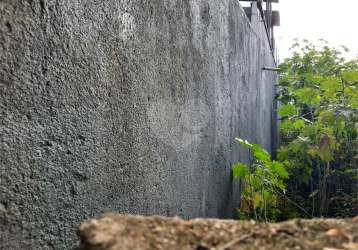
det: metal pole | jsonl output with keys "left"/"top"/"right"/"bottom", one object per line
{"left": 262, "top": 67, "right": 280, "bottom": 71}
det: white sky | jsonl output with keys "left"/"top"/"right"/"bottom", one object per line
{"left": 274, "top": 0, "right": 358, "bottom": 61}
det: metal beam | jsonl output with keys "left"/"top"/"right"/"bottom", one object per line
{"left": 271, "top": 11, "right": 280, "bottom": 26}
{"left": 243, "top": 7, "right": 252, "bottom": 20}
{"left": 243, "top": 9, "right": 280, "bottom": 27}
{"left": 263, "top": 67, "right": 280, "bottom": 71}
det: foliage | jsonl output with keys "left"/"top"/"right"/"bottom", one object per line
{"left": 277, "top": 40, "right": 358, "bottom": 219}
{"left": 232, "top": 138, "right": 288, "bottom": 221}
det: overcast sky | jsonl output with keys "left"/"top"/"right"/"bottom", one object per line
{"left": 274, "top": 0, "right": 358, "bottom": 61}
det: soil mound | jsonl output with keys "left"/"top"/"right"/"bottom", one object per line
{"left": 78, "top": 214, "right": 358, "bottom": 250}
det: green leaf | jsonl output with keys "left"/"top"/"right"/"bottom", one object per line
{"left": 345, "top": 86, "right": 358, "bottom": 108}
{"left": 318, "top": 111, "right": 335, "bottom": 125}
{"left": 293, "top": 119, "right": 305, "bottom": 129}
{"left": 316, "top": 135, "right": 335, "bottom": 162}
{"left": 294, "top": 88, "right": 321, "bottom": 106}
{"left": 271, "top": 161, "right": 289, "bottom": 179}
{"left": 252, "top": 144, "right": 271, "bottom": 163}
{"left": 342, "top": 71, "right": 358, "bottom": 82}
{"left": 235, "top": 138, "right": 253, "bottom": 150}
{"left": 263, "top": 190, "right": 270, "bottom": 201}
{"left": 280, "top": 120, "right": 296, "bottom": 133}
{"left": 253, "top": 192, "right": 263, "bottom": 208}
{"left": 278, "top": 104, "right": 297, "bottom": 117}
{"left": 321, "top": 77, "right": 341, "bottom": 100}
{"left": 232, "top": 163, "right": 249, "bottom": 179}
{"left": 274, "top": 180, "right": 286, "bottom": 191}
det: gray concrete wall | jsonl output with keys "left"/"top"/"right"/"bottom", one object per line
{"left": 0, "top": 1, "right": 277, "bottom": 249}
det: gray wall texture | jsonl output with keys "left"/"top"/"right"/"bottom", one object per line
{"left": 0, "top": 0, "right": 277, "bottom": 249}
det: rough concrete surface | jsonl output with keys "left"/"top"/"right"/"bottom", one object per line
{"left": 0, "top": 1, "right": 277, "bottom": 249}
{"left": 78, "top": 214, "right": 358, "bottom": 250}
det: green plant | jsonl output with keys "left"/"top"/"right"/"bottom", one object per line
{"left": 232, "top": 138, "right": 288, "bottom": 221}
{"left": 277, "top": 40, "right": 358, "bottom": 218}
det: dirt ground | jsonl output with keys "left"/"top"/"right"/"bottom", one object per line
{"left": 77, "top": 214, "right": 358, "bottom": 250}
